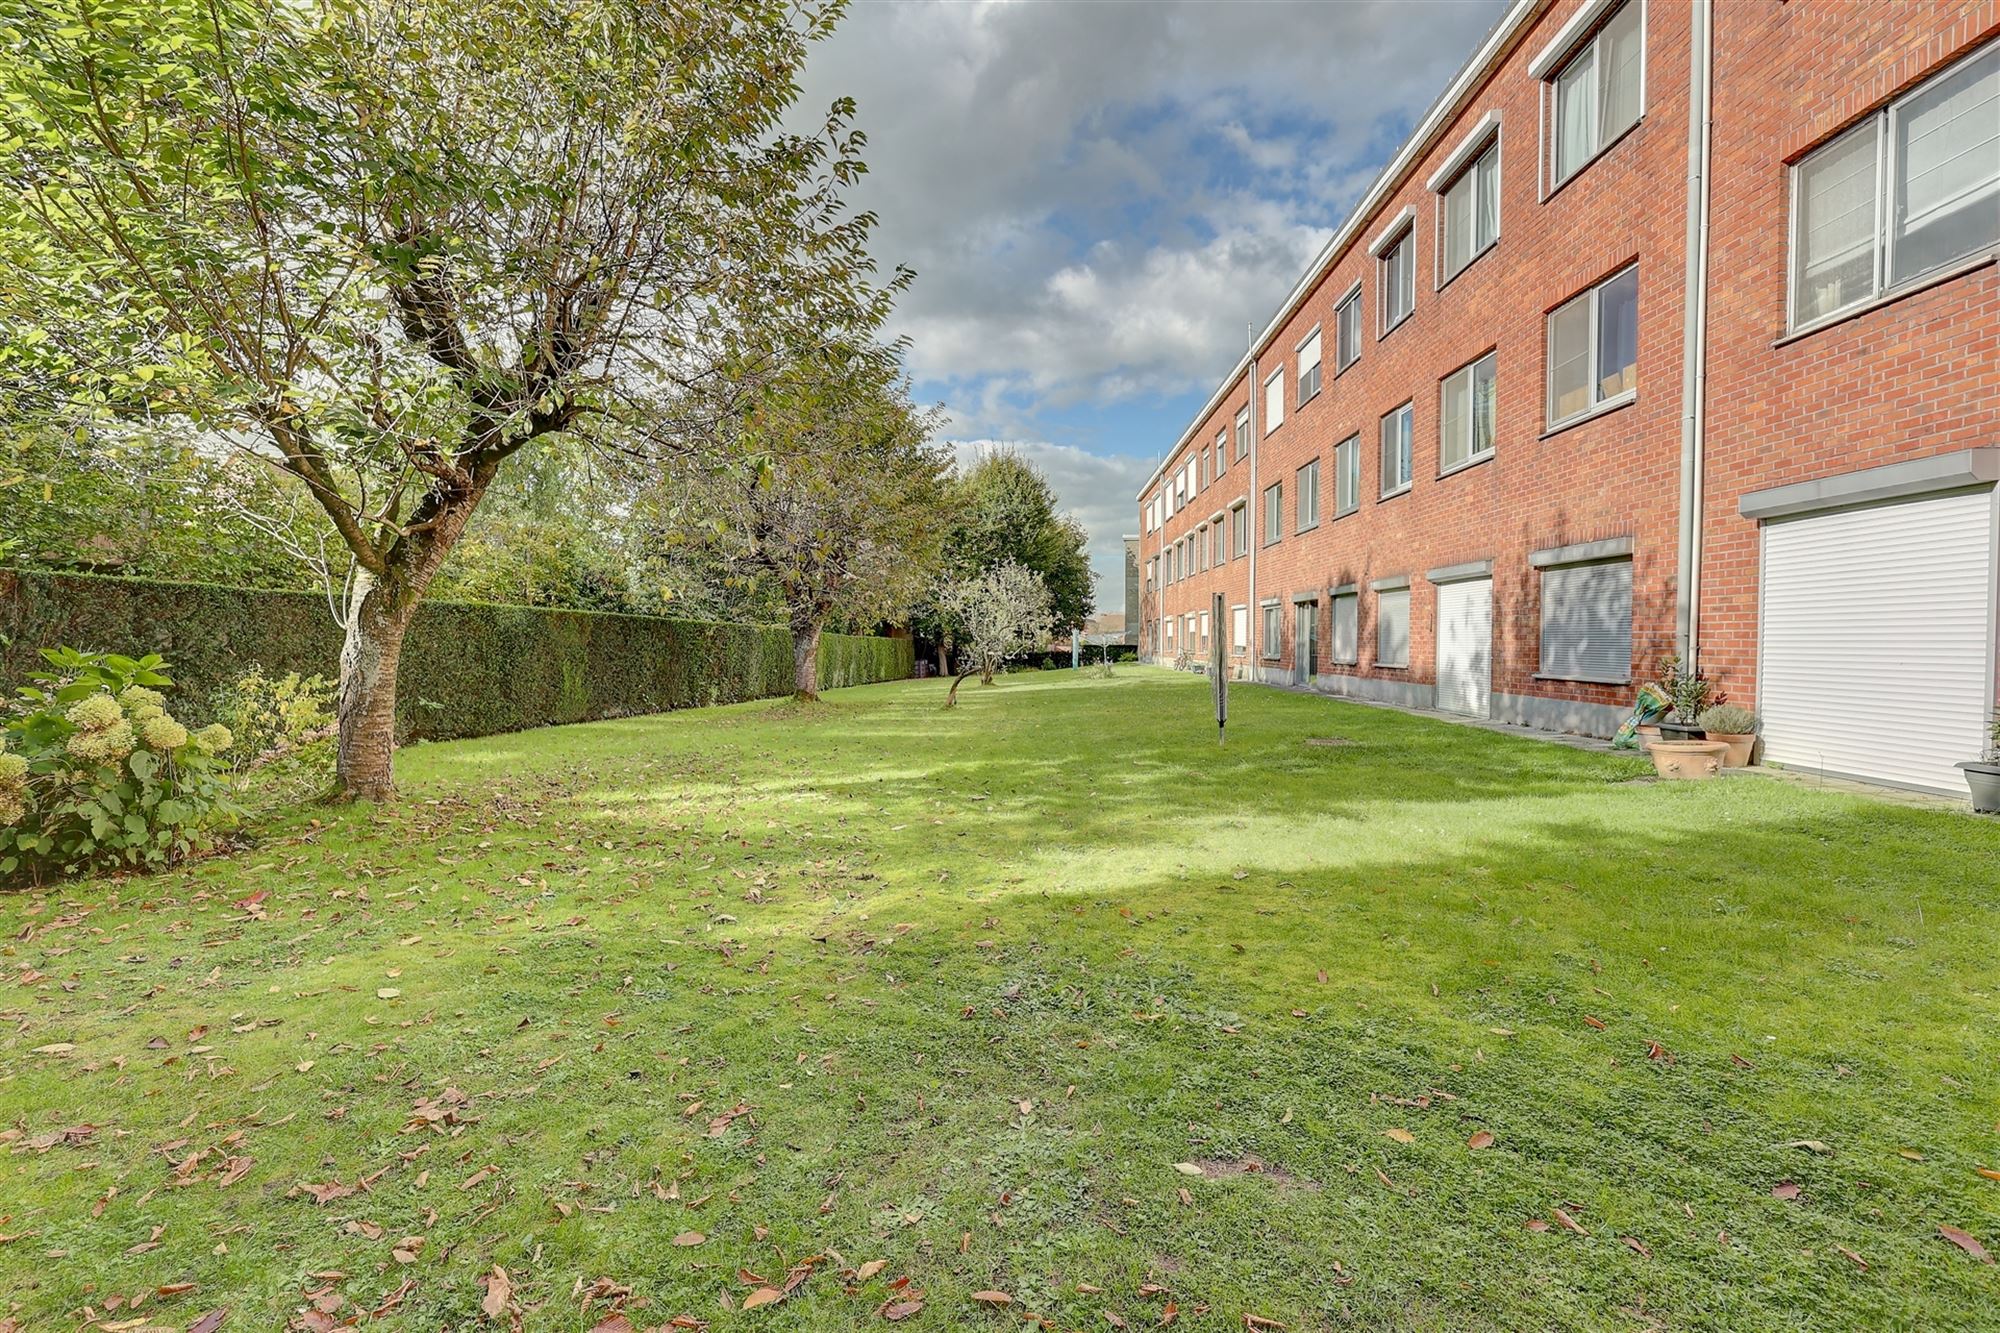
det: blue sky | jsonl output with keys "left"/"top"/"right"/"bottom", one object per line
{"left": 797, "top": 0, "right": 1510, "bottom": 608}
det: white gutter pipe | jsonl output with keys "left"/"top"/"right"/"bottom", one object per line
{"left": 1246, "top": 353, "right": 1259, "bottom": 677}
{"left": 1675, "top": 0, "right": 1714, "bottom": 671}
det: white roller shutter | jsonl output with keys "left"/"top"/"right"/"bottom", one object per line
{"left": 1760, "top": 489, "right": 1995, "bottom": 795}
{"left": 1436, "top": 577, "right": 1493, "bottom": 717}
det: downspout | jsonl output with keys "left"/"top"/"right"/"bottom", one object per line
{"left": 1246, "top": 352, "right": 1260, "bottom": 680}
{"left": 1674, "top": 0, "right": 1715, "bottom": 672}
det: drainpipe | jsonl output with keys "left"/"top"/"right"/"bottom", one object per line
{"left": 1675, "top": 0, "right": 1714, "bottom": 672}
{"left": 1246, "top": 352, "right": 1260, "bottom": 680}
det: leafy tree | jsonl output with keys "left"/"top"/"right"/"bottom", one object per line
{"left": 0, "top": 0, "right": 898, "bottom": 799}
{"left": 667, "top": 346, "right": 951, "bottom": 700}
{"left": 922, "top": 451, "right": 1092, "bottom": 667}
{"left": 938, "top": 560, "right": 1054, "bottom": 706}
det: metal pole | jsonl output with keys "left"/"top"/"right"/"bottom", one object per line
{"left": 1212, "top": 591, "right": 1227, "bottom": 744}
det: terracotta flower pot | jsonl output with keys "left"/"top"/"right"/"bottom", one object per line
{"left": 1646, "top": 738, "right": 1730, "bottom": 780}
{"left": 1637, "top": 723, "right": 1662, "bottom": 740}
{"left": 1708, "top": 732, "right": 1757, "bottom": 768}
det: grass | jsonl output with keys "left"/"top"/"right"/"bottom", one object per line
{"left": 3, "top": 667, "right": 1997, "bottom": 1332}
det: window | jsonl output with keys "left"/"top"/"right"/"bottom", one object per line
{"left": 1164, "top": 617, "right": 1174, "bottom": 650}
{"left": 1330, "top": 591, "right": 1359, "bottom": 665}
{"left": 1379, "top": 402, "right": 1413, "bottom": 496}
{"left": 1264, "top": 367, "right": 1285, "bottom": 434}
{"left": 1547, "top": 265, "right": 1637, "bottom": 426}
{"left": 1442, "top": 141, "right": 1500, "bottom": 281}
{"left": 1376, "top": 587, "right": 1411, "bottom": 668}
{"left": 1334, "top": 435, "right": 1360, "bottom": 515}
{"left": 1791, "top": 40, "right": 1999, "bottom": 328}
{"left": 1234, "top": 407, "right": 1250, "bottom": 459}
{"left": 1296, "top": 459, "right": 1320, "bottom": 530}
{"left": 1380, "top": 227, "right": 1415, "bottom": 331}
{"left": 1232, "top": 605, "right": 1248, "bottom": 655}
{"left": 1212, "top": 520, "right": 1226, "bottom": 565}
{"left": 1199, "top": 611, "right": 1211, "bottom": 652}
{"left": 1231, "top": 503, "right": 1248, "bottom": 557}
{"left": 1261, "top": 602, "right": 1282, "bottom": 660}
{"left": 1263, "top": 482, "right": 1283, "bottom": 545}
{"left": 1540, "top": 557, "right": 1633, "bottom": 682}
{"left": 1549, "top": 0, "right": 1644, "bottom": 187}
{"left": 1215, "top": 429, "right": 1228, "bottom": 475}
{"left": 1335, "top": 285, "right": 1363, "bottom": 371}
{"left": 1165, "top": 546, "right": 1176, "bottom": 584}
{"left": 1440, "top": 351, "right": 1498, "bottom": 472}
{"left": 1200, "top": 448, "right": 1210, "bottom": 490}
{"left": 1297, "top": 328, "right": 1323, "bottom": 405}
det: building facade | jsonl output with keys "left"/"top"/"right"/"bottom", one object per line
{"left": 1137, "top": 0, "right": 1998, "bottom": 796}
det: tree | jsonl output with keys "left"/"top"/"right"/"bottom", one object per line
{"left": 937, "top": 560, "right": 1054, "bottom": 706}
{"left": 674, "top": 348, "right": 952, "bottom": 700}
{"left": 0, "top": 0, "right": 897, "bottom": 798}
{"left": 921, "top": 451, "right": 1093, "bottom": 669}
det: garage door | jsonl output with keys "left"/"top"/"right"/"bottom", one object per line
{"left": 1436, "top": 577, "right": 1492, "bottom": 717}
{"left": 1760, "top": 488, "right": 1996, "bottom": 795}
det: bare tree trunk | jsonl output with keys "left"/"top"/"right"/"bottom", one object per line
{"left": 945, "top": 669, "right": 976, "bottom": 709}
{"left": 935, "top": 642, "right": 947, "bottom": 676}
{"left": 980, "top": 659, "right": 996, "bottom": 686}
{"left": 335, "top": 570, "right": 409, "bottom": 802}
{"left": 792, "top": 620, "right": 822, "bottom": 702}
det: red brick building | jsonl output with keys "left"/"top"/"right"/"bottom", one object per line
{"left": 1137, "top": 0, "right": 1998, "bottom": 796}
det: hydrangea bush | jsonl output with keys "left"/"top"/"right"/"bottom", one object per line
{"left": 0, "top": 649, "right": 238, "bottom": 883}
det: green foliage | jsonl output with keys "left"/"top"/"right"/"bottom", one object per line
{"left": 1697, "top": 703, "right": 1760, "bottom": 735}
{"left": 0, "top": 649, "right": 237, "bottom": 882}
{"left": 1657, "top": 654, "right": 1724, "bottom": 723}
{"left": 1, "top": 570, "right": 912, "bottom": 743}
{"left": 929, "top": 451, "right": 1095, "bottom": 638}
{"left": 207, "top": 665, "right": 336, "bottom": 805}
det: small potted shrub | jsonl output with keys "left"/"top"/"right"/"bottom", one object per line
{"left": 1697, "top": 703, "right": 1760, "bottom": 769}
{"left": 1656, "top": 654, "right": 1721, "bottom": 741}
{"left": 1960, "top": 718, "right": 2000, "bottom": 814}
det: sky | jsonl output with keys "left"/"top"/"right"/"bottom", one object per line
{"left": 797, "top": 0, "right": 1512, "bottom": 612}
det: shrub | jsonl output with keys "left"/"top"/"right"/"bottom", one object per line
{"left": 1657, "top": 654, "right": 1725, "bottom": 723}
{"left": 1697, "top": 703, "right": 1760, "bottom": 735}
{"left": 208, "top": 665, "right": 337, "bottom": 805}
{"left": 1, "top": 649, "right": 238, "bottom": 883}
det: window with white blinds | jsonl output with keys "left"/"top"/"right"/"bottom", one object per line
{"left": 1539, "top": 557, "right": 1633, "bottom": 682}
{"left": 1549, "top": 0, "right": 1643, "bottom": 187}
{"left": 1264, "top": 367, "right": 1285, "bottom": 433}
{"left": 1261, "top": 602, "right": 1282, "bottom": 660}
{"left": 1376, "top": 588, "right": 1410, "bottom": 668}
{"left": 1330, "top": 592, "right": 1359, "bottom": 664}
{"left": 1232, "top": 604, "right": 1248, "bottom": 654}
{"left": 1297, "top": 328, "right": 1323, "bottom": 405}
{"left": 1791, "top": 38, "right": 1998, "bottom": 328}
{"left": 1335, "top": 286, "right": 1362, "bottom": 370}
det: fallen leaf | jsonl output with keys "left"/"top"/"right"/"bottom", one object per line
{"left": 1771, "top": 1182, "right": 1801, "bottom": 1201}
{"left": 1939, "top": 1225, "right": 1992, "bottom": 1263}
{"left": 1172, "top": 1163, "right": 1203, "bottom": 1177}
{"left": 879, "top": 1298, "right": 924, "bottom": 1321}
{"left": 1834, "top": 1244, "right": 1868, "bottom": 1270}
{"left": 1976, "top": 1167, "right": 2000, "bottom": 1182}
{"left": 480, "top": 1266, "right": 512, "bottom": 1320}
{"left": 741, "top": 1288, "right": 784, "bottom": 1311}
{"left": 1466, "top": 1131, "right": 1494, "bottom": 1150}
{"left": 970, "top": 1290, "right": 1012, "bottom": 1306}
{"left": 854, "top": 1260, "right": 888, "bottom": 1281}
{"left": 673, "top": 1231, "right": 706, "bottom": 1247}
{"left": 590, "top": 1317, "right": 636, "bottom": 1333}
{"left": 376, "top": 989, "right": 401, "bottom": 1000}
{"left": 1785, "top": 1140, "right": 1832, "bottom": 1155}
{"left": 1621, "top": 1236, "right": 1651, "bottom": 1258}
{"left": 1523, "top": 1218, "right": 1549, "bottom": 1233}
{"left": 189, "top": 1311, "right": 229, "bottom": 1333}
{"left": 1553, "top": 1207, "right": 1589, "bottom": 1237}
{"left": 1382, "top": 1128, "right": 1414, "bottom": 1145}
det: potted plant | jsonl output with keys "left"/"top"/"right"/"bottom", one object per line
{"left": 1656, "top": 654, "right": 1721, "bottom": 741}
{"left": 1960, "top": 718, "right": 2000, "bottom": 814}
{"left": 1697, "top": 703, "right": 1760, "bottom": 769}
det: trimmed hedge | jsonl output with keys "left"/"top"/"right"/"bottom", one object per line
{"left": 0, "top": 570, "right": 913, "bottom": 743}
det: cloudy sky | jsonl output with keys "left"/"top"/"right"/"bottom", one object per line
{"left": 798, "top": 0, "right": 1510, "bottom": 610}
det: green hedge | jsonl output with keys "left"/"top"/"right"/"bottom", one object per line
{"left": 0, "top": 570, "right": 913, "bottom": 743}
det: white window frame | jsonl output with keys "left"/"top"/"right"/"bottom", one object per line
{"left": 1333, "top": 434, "right": 1360, "bottom": 516}
{"left": 1262, "top": 481, "right": 1283, "bottom": 546}
{"left": 1230, "top": 500, "right": 1248, "bottom": 557}
{"left": 1378, "top": 226, "right": 1416, "bottom": 334}
{"left": 1439, "top": 350, "right": 1498, "bottom": 475}
{"left": 1545, "top": 263, "right": 1638, "bottom": 429}
{"left": 1786, "top": 36, "right": 2000, "bottom": 333}
{"left": 1215, "top": 428, "right": 1228, "bottom": 475}
{"left": 1231, "top": 604, "right": 1248, "bottom": 656}
{"left": 1537, "top": 0, "right": 1648, "bottom": 194}
{"left": 1379, "top": 401, "right": 1414, "bottom": 498}
{"left": 1234, "top": 407, "right": 1250, "bottom": 460}
{"left": 1263, "top": 366, "right": 1285, "bottom": 434}
{"left": 1437, "top": 136, "right": 1501, "bottom": 287}
{"left": 1296, "top": 325, "right": 1323, "bottom": 406}
{"left": 1296, "top": 458, "right": 1320, "bottom": 532}
{"left": 1334, "top": 281, "right": 1363, "bottom": 372}
{"left": 1211, "top": 512, "right": 1227, "bottom": 565}
{"left": 1260, "top": 600, "right": 1283, "bottom": 662}
{"left": 1329, "top": 589, "right": 1360, "bottom": 666}
{"left": 1375, "top": 585, "right": 1411, "bottom": 669}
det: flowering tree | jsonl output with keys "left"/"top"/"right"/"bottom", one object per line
{"left": 938, "top": 561, "right": 1054, "bottom": 707}
{"left": 0, "top": 0, "right": 898, "bottom": 799}
{"left": 676, "top": 347, "right": 953, "bottom": 701}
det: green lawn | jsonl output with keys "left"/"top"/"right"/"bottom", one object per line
{"left": 4, "top": 668, "right": 1997, "bottom": 1332}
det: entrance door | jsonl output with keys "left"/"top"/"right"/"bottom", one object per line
{"left": 1295, "top": 602, "right": 1318, "bottom": 684}
{"left": 1435, "top": 577, "right": 1492, "bottom": 716}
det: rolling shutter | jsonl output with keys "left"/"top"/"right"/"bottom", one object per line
{"left": 1330, "top": 593, "right": 1358, "bottom": 664}
{"left": 1540, "top": 559, "right": 1633, "bottom": 682}
{"left": 1435, "top": 577, "right": 1493, "bottom": 717}
{"left": 1760, "top": 489, "right": 1995, "bottom": 795}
